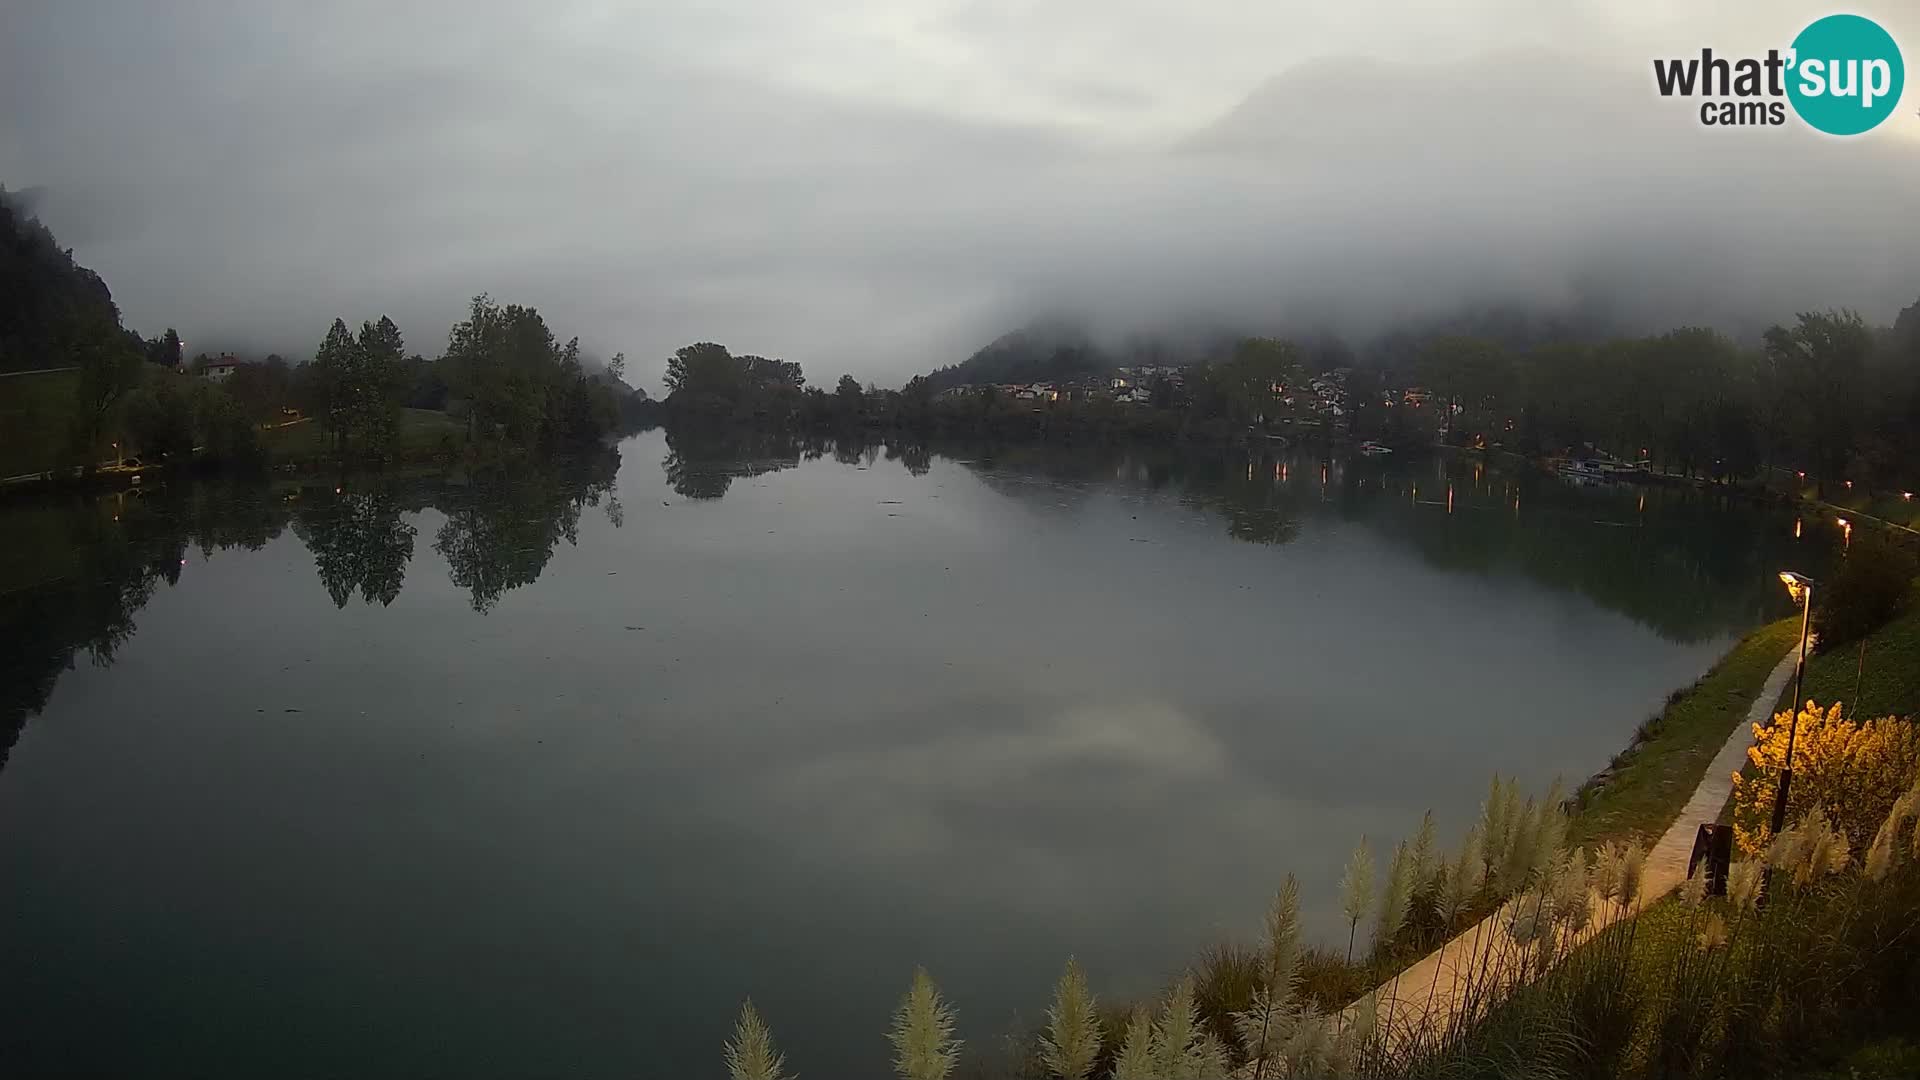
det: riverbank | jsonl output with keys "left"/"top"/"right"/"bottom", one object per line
{"left": 0, "top": 407, "right": 475, "bottom": 501}
{"left": 1357, "top": 643, "right": 1802, "bottom": 1050}
{"left": 979, "top": 611, "right": 1889, "bottom": 1076}
{"left": 986, "top": 614, "right": 1816, "bottom": 1043}
{"left": 1349, "top": 592, "right": 1920, "bottom": 1058}
{"left": 1316, "top": 617, "right": 1803, "bottom": 996}
{"left": 1566, "top": 618, "right": 1800, "bottom": 848}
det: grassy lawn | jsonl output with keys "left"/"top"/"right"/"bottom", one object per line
{"left": 0, "top": 370, "right": 80, "bottom": 476}
{"left": 1568, "top": 617, "right": 1800, "bottom": 848}
{"left": 262, "top": 408, "right": 465, "bottom": 463}
{"left": 1778, "top": 594, "right": 1920, "bottom": 720}
{"left": 1805, "top": 1036, "right": 1920, "bottom": 1080}
{"left": 1793, "top": 481, "right": 1920, "bottom": 532}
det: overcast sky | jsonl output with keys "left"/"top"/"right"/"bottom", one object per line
{"left": 5, "top": 1, "right": 1918, "bottom": 392}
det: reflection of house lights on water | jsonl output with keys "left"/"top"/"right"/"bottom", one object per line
{"left": 1638, "top": 493, "right": 1645, "bottom": 513}
{"left": 1447, "top": 485, "right": 1454, "bottom": 514}
{"left": 1795, "top": 519, "right": 1802, "bottom": 538}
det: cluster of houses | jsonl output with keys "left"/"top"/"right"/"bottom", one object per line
{"left": 934, "top": 380, "right": 1066, "bottom": 404}
{"left": 1302, "top": 370, "right": 1347, "bottom": 418}
{"left": 1107, "top": 365, "right": 1185, "bottom": 404}
{"left": 937, "top": 365, "right": 1189, "bottom": 406}
{"left": 931, "top": 364, "right": 1447, "bottom": 429}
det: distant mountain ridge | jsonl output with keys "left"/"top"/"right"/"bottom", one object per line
{"left": 921, "top": 302, "right": 1645, "bottom": 389}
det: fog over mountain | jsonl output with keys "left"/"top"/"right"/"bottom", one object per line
{"left": 4, "top": 1, "right": 1918, "bottom": 392}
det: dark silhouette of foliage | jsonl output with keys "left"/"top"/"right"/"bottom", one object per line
{"left": 431, "top": 453, "right": 620, "bottom": 612}
{"left": 293, "top": 485, "right": 419, "bottom": 607}
{"left": 1813, "top": 540, "right": 1917, "bottom": 652}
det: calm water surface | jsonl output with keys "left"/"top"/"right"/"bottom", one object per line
{"left": 0, "top": 431, "right": 1832, "bottom": 1078}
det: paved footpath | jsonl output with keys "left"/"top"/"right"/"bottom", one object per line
{"left": 1361, "top": 646, "right": 1802, "bottom": 1045}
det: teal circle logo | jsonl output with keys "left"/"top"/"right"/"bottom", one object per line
{"left": 1787, "top": 14, "right": 1904, "bottom": 135}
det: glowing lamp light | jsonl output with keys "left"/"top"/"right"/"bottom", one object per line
{"left": 1778, "top": 570, "right": 1814, "bottom": 606}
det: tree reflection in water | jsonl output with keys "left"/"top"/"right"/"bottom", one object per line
{"left": 0, "top": 483, "right": 280, "bottom": 773}
{"left": 0, "top": 451, "right": 627, "bottom": 772}
{"left": 0, "top": 434, "right": 1831, "bottom": 782}
{"left": 293, "top": 485, "right": 418, "bottom": 607}
{"left": 433, "top": 451, "right": 622, "bottom": 613}
{"left": 661, "top": 426, "right": 807, "bottom": 499}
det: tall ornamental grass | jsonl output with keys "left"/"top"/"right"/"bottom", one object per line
{"left": 718, "top": 715, "right": 1920, "bottom": 1079}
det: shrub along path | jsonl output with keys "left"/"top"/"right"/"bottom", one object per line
{"left": 1362, "top": 646, "right": 1802, "bottom": 1046}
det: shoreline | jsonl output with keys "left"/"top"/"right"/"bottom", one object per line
{"left": 1565, "top": 617, "right": 1800, "bottom": 848}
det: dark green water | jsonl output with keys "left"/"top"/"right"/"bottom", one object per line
{"left": 0, "top": 430, "right": 1835, "bottom": 1078}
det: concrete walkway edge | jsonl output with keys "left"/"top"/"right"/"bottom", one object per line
{"left": 1357, "top": 645, "right": 1802, "bottom": 1044}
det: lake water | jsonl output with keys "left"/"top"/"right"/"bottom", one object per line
{"left": 0, "top": 430, "right": 1830, "bottom": 1078}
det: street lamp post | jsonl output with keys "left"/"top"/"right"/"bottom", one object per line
{"left": 1770, "top": 571, "right": 1817, "bottom": 839}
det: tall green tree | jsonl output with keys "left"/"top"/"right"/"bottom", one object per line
{"left": 1418, "top": 337, "right": 1512, "bottom": 439}
{"left": 312, "top": 318, "right": 357, "bottom": 453}
{"left": 68, "top": 318, "right": 144, "bottom": 465}
{"left": 1222, "top": 337, "right": 1304, "bottom": 424}
{"left": 353, "top": 316, "right": 406, "bottom": 457}
{"left": 224, "top": 355, "right": 292, "bottom": 423}
{"left": 834, "top": 373, "right": 864, "bottom": 416}
{"left": 1763, "top": 309, "right": 1872, "bottom": 491}
{"left": 445, "top": 295, "right": 547, "bottom": 440}
{"left": 664, "top": 342, "right": 744, "bottom": 401}
{"left": 143, "top": 328, "right": 183, "bottom": 368}
{"left": 441, "top": 294, "right": 614, "bottom": 446}
{"left": 123, "top": 377, "right": 196, "bottom": 460}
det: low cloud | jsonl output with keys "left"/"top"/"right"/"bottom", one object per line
{"left": 5, "top": 0, "right": 1917, "bottom": 392}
